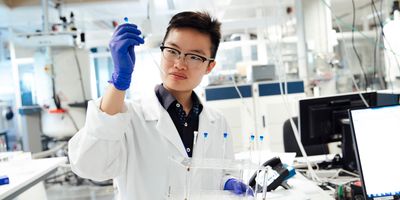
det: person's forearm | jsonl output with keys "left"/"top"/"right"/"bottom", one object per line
{"left": 100, "top": 84, "right": 126, "bottom": 115}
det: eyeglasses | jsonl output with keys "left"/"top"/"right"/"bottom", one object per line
{"left": 160, "top": 45, "right": 214, "bottom": 68}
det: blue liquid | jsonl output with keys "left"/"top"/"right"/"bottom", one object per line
{"left": 124, "top": 17, "right": 129, "bottom": 23}
{"left": 250, "top": 135, "right": 255, "bottom": 141}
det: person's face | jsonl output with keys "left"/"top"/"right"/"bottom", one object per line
{"left": 160, "top": 27, "right": 216, "bottom": 93}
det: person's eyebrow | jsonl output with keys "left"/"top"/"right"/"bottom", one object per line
{"left": 165, "top": 42, "right": 207, "bottom": 56}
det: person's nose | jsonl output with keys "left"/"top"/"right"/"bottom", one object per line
{"left": 174, "top": 55, "right": 188, "bottom": 70}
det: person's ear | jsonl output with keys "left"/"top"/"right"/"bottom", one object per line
{"left": 206, "top": 61, "right": 216, "bottom": 74}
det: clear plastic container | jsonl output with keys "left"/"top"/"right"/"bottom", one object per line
{"left": 166, "top": 156, "right": 265, "bottom": 200}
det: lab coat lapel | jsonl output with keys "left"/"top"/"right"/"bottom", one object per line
{"left": 141, "top": 92, "right": 188, "bottom": 158}
{"left": 156, "top": 109, "right": 188, "bottom": 157}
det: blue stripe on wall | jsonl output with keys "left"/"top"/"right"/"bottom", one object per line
{"left": 205, "top": 85, "right": 252, "bottom": 101}
{"left": 258, "top": 81, "right": 304, "bottom": 96}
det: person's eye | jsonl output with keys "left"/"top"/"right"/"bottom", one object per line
{"left": 188, "top": 55, "right": 204, "bottom": 62}
{"left": 166, "top": 49, "right": 179, "bottom": 55}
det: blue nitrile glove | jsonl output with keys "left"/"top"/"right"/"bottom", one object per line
{"left": 224, "top": 178, "right": 254, "bottom": 196}
{"left": 108, "top": 23, "right": 145, "bottom": 90}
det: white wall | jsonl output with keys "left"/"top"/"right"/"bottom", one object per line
{"left": 40, "top": 47, "right": 91, "bottom": 139}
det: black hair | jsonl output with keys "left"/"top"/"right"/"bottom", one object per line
{"left": 162, "top": 11, "right": 221, "bottom": 59}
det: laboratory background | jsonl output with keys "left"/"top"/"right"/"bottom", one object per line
{"left": 1, "top": 0, "right": 400, "bottom": 200}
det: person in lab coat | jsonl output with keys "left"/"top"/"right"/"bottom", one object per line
{"left": 68, "top": 11, "right": 253, "bottom": 200}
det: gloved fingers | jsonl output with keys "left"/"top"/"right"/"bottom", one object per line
{"left": 113, "top": 24, "right": 141, "bottom": 37}
{"left": 245, "top": 187, "right": 255, "bottom": 196}
{"left": 233, "top": 183, "right": 244, "bottom": 194}
{"left": 239, "top": 182, "right": 249, "bottom": 194}
{"left": 237, "top": 182, "right": 254, "bottom": 196}
{"left": 113, "top": 23, "right": 138, "bottom": 34}
{"left": 114, "top": 32, "right": 145, "bottom": 44}
{"left": 128, "top": 46, "right": 135, "bottom": 63}
{"left": 110, "top": 38, "right": 141, "bottom": 54}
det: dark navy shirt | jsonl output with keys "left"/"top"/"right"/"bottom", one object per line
{"left": 155, "top": 84, "right": 203, "bottom": 157}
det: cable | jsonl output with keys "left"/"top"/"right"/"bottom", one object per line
{"left": 145, "top": 48, "right": 165, "bottom": 76}
{"left": 355, "top": 0, "right": 400, "bottom": 94}
{"left": 230, "top": 74, "right": 254, "bottom": 123}
{"left": 273, "top": 0, "right": 323, "bottom": 182}
{"left": 321, "top": 0, "right": 371, "bottom": 107}
{"left": 377, "top": 0, "right": 388, "bottom": 90}
{"left": 72, "top": 47, "right": 87, "bottom": 101}
{"left": 32, "top": 141, "right": 68, "bottom": 159}
{"left": 371, "top": 0, "right": 392, "bottom": 90}
{"left": 65, "top": 111, "right": 79, "bottom": 132}
{"left": 370, "top": 0, "right": 379, "bottom": 90}
{"left": 321, "top": 0, "right": 400, "bottom": 94}
{"left": 374, "top": 2, "right": 400, "bottom": 93}
{"left": 351, "top": 0, "right": 369, "bottom": 90}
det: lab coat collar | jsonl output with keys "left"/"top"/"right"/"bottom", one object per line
{"left": 141, "top": 91, "right": 216, "bottom": 158}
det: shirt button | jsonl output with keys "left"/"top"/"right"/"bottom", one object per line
{"left": 186, "top": 148, "right": 191, "bottom": 153}
{"left": 184, "top": 122, "right": 188, "bottom": 127}
{"left": 176, "top": 103, "right": 180, "bottom": 108}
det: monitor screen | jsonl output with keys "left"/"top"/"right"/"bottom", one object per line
{"left": 349, "top": 105, "right": 400, "bottom": 199}
{"left": 299, "top": 92, "right": 377, "bottom": 146}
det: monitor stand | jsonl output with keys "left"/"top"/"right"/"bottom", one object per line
{"left": 340, "top": 119, "right": 358, "bottom": 173}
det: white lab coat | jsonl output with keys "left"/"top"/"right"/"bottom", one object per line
{"left": 68, "top": 91, "right": 235, "bottom": 200}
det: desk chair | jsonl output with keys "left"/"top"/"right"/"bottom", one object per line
{"left": 283, "top": 117, "right": 329, "bottom": 157}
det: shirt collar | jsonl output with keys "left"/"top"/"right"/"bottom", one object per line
{"left": 155, "top": 84, "right": 203, "bottom": 112}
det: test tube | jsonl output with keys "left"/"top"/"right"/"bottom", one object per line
{"left": 249, "top": 134, "right": 255, "bottom": 162}
{"left": 222, "top": 132, "right": 228, "bottom": 160}
{"left": 255, "top": 135, "right": 265, "bottom": 195}
{"left": 202, "top": 132, "right": 208, "bottom": 160}
{"left": 258, "top": 135, "right": 264, "bottom": 164}
{"left": 261, "top": 166, "right": 270, "bottom": 200}
{"left": 193, "top": 131, "right": 199, "bottom": 157}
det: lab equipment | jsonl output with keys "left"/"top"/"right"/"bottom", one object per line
{"left": 124, "top": 17, "right": 129, "bottom": 23}
{"left": 247, "top": 64, "right": 276, "bottom": 83}
{"left": 167, "top": 156, "right": 260, "bottom": 200}
{"left": 224, "top": 178, "right": 254, "bottom": 196}
{"left": 108, "top": 22, "right": 144, "bottom": 90}
{"left": 248, "top": 157, "right": 292, "bottom": 192}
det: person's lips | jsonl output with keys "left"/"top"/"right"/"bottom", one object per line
{"left": 170, "top": 72, "right": 187, "bottom": 80}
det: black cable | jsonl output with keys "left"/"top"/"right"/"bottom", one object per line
{"left": 351, "top": 0, "right": 369, "bottom": 90}
{"left": 65, "top": 111, "right": 79, "bottom": 131}
{"left": 72, "top": 47, "right": 87, "bottom": 101}
{"left": 378, "top": 0, "right": 387, "bottom": 90}
{"left": 52, "top": 82, "right": 61, "bottom": 109}
{"left": 371, "top": 0, "right": 387, "bottom": 90}
{"left": 370, "top": 0, "right": 379, "bottom": 90}
{"left": 371, "top": 0, "right": 400, "bottom": 89}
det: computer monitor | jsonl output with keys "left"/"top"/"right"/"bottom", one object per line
{"left": 299, "top": 92, "right": 378, "bottom": 171}
{"left": 349, "top": 105, "right": 400, "bottom": 199}
{"left": 299, "top": 92, "right": 378, "bottom": 146}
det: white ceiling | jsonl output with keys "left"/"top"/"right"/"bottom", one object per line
{"left": 0, "top": 0, "right": 294, "bottom": 32}
{"left": 0, "top": 0, "right": 391, "bottom": 48}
